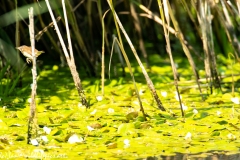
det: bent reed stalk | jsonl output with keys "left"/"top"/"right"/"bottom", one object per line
{"left": 45, "top": 0, "right": 88, "bottom": 108}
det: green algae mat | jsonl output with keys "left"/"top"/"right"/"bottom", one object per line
{"left": 0, "top": 56, "right": 240, "bottom": 159}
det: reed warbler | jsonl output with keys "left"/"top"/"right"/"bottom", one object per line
{"left": 16, "top": 45, "right": 44, "bottom": 63}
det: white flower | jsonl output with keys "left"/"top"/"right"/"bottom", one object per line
{"left": 182, "top": 104, "right": 188, "bottom": 111}
{"left": 231, "top": 97, "right": 240, "bottom": 104}
{"left": 87, "top": 126, "right": 95, "bottom": 132}
{"left": 90, "top": 109, "right": 97, "bottom": 115}
{"left": 123, "top": 139, "right": 130, "bottom": 147}
{"left": 108, "top": 108, "right": 114, "bottom": 114}
{"left": 133, "top": 100, "right": 139, "bottom": 106}
{"left": 78, "top": 103, "right": 83, "bottom": 107}
{"left": 174, "top": 92, "right": 182, "bottom": 101}
{"left": 27, "top": 98, "right": 32, "bottom": 103}
{"left": 43, "top": 126, "right": 51, "bottom": 134}
{"left": 216, "top": 111, "right": 222, "bottom": 116}
{"left": 33, "top": 149, "right": 44, "bottom": 154}
{"left": 68, "top": 134, "right": 83, "bottom": 144}
{"left": 184, "top": 132, "right": 192, "bottom": 140}
{"left": 6, "top": 140, "right": 13, "bottom": 145}
{"left": 227, "top": 133, "right": 236, "bottom": 140}
{"left": 31, "top": 139, "right": 39, "bottom": 146}
{"left": 139, "top": 89, "right": 145, "bottom": 95}
{"left": 161, "top": 91, "right": 167, "bottom": 97}
{"left": 193, "top": 109, "right": 198, "bottom": 115}
{"left": 41, "top": 136, "right": 48, "bottom": 142}
{"left": 96, "top": 95, "right": 103, "bottom": 101}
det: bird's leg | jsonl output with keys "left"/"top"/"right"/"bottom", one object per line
{"left": 26, "top": 58, "right": 32, "bottom": 64}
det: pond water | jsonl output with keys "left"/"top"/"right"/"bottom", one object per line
{"left": 1, "top": 61, "right": 240, "bottom": 159}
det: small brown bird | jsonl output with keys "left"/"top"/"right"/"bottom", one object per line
{"left": 16, "top": 45, "right": 44, "bottom": 63}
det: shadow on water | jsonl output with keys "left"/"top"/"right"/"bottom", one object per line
{"left": 145, "top": 151, "right": 240, "bottom": 160}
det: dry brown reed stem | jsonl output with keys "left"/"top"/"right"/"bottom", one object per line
{"left": 158, "top": 0, "right": 184, "bottom": 117}
{"left": 72, "top": 0, "right": 85, "bottom": 12}
{"left": 163, "top": 1, "right": 204, "bottom": 100}
{"left": 138, "top": 0, "right": 203, "bottom": 102}
{"left": 138, "top": 10, "right": 202, "bottom": 60}
{"left": 130, "top": 3, "right": 149, "bottom": 68}
{"left": 97, "top": 2, "right": 111, "bottom": 54}
{"left": 65, "top": 0, "right": 95, "bottom": 76}
{"left": 65, "top": 1, "right": 90, "bottom": 59}
{"left": 111, "top": 36, "right": 147, "bottom": 121}
{"left": 107, "top": 0, "right": 165, "bottom": 111}
{"left": 221, "top": 0, "right": 240, "bottom": 60}
{"left": 197, "top": 1, "right": 221, "bottom": 93}
{"left": 35, "top": 15, "right": 64, "bottom": 65}
{"left": 107, "top": 1, "right": 147, "bottom": 120}
{"left": 133, "top": 2, "right": 176, "bottom": 34}
{"left": 62, "top": 2, "right": 74, "bottom": 61}
{"left": 62, "top": 0, "right": 88, "bottom": 107}
{"left": 27, "top": 7, "right": 38, "bottom": 144}
{"left": 98, "top": 0, "right": 104, "bottom": 96}
{"left": 99, "top": 7, "right": 110, "bottom": 96}
{"left": 180, "top": 0, "right": 201, "bottom": 38}
{"left": 45, "top": 0, "right": 88, "bottom": 107}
